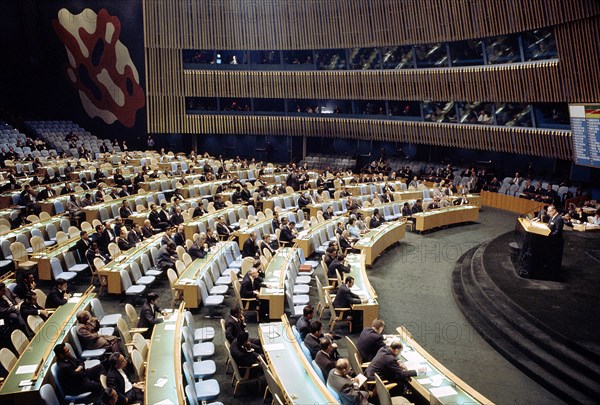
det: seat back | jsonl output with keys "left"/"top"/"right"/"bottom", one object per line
{"left": 50, "top": 257, "right": 64, "bottom": 279}
{"left": 90, "top": 298, "right": 106, "bottom": 320}
{"left": 299, "top": 341, "right": 312, "bottom": 362}
{"left": 375, "top": 373, "right": 394, "bottom": 405}
{"left": 131, "top": 349, "right": 145, "bottom": 380}
{"left": 125, "top": 303, "right": 139, "bottom": 327}
{"left": 326, "top": 382, "right": 342, "bottom": 402}
{"left": 311, "top": 359, "right": 326, "bottom": 383}
{"left": 117, "top": 317, "right": 132, "bottom": 343}
{"left": 69, "top": 325, "right": 84, "bottom": 355}
{"left": 11, "top": 329, "right": 29, "bottom": 355}
{"left": 40, "top": 384, "right": 60, "bottom": 405}
{"left": 0, "top": 347, "right": 17, "bottom": 373}
{"left": 27, "top": 314, "right": 45, "bottom": 334}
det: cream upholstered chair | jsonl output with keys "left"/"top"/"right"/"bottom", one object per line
{"left": 9, "top": 241, "right": 37, "bottom": 271}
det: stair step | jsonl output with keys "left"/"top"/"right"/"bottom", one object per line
{"left": 452, "top": 246, "right": 599, "bottom": 404}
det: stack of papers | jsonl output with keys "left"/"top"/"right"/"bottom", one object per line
{"left": 430, "top": 386, "right": 457, "bottom": 398}
{"left": 263, "top": 343, "right": 285, "bottom": 351}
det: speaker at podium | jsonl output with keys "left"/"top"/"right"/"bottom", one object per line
{"left": 512, "top": 217, "right": 564, "bottom": 280}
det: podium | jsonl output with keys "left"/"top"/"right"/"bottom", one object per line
{"left": 513, "top": 218, "right": 563, "bottom": 280}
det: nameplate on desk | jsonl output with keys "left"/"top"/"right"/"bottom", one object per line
{"left": 153, "top": 378, "right": 168, "bottom": 388}
{"left": 73, "top": 293, "right": 82, "bottom": 297}
{"left": 164, "top": 324, "right": 176, "bottom": 331}
{"left": 264, "top": 288, "right": 283, "bottom": 294}
{"left": 179, "top": 278, "right": 194, "bottom": 284}
{"left": 67, "top": 297, "right": 80, "bottom": 303}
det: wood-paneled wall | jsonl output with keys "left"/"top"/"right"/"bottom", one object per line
{"left": 142, "top": 0, "right": 600, "bottom": 160}
{"left": 184, "top": 115, "right": 572, "bottom": 160}
{"left": 144, "top": 0, "right": 600, "bottom": 49}
{"left": 183, "top": 61, "right": 564, "bottom": 102}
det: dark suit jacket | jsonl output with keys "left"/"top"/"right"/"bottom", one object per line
{"left": 187, "top": 243, "right": 207, "bottom": 260}
{"left": 303, "top": 333, "right": 320, "bottom": 359}
{"left": 137, "top": 302, "right": 163, "bottom": 330}
{"left": 357, "top": 327, "right": 385, "bottom": 362}
{"left": 172, "top": 232, "right": 185, "bottom": 246}
{"left": 327, "top": 369, "right": 369, "bottom": 405}
{"left": 332, "top": 284, "right": 361, "bottom": 309}
{"left": 225, "top": 315, "right": 246, "bottom": 343}
{"left": 216, "top": 222, "right": 231, "bottom": 238}
{"left": 240, "top": 273, "right": 264, "bottom": 299}
{"left": 295, "top": 315, "right": 311, "bottom": 341}
{"left": 119, "top": 206, "right": 133, "bottom": 218}
{"left": 315, "top": 350, "right": 337, "bottom": 378}
{"left": 148, "top": 211, "right": 163, "bottom": 228}
{"left": 548, "top": 214, "right": 564, "bottom": 238}
{"left": 106, "top": 367, "right": 135, "bottom": 405}
{"left": 242, "top": 238, "right": 259, "bottom": 258}
{"left": 46, "top": 286, "right": 69, "bottom": 308}
{"left": 140, "top": 225, "right": 155, "bottom": 239}
{"left": 73, "top": 238, "right": 91, "bottom": 261}
{"left": 279, "top": 227, "right": 294, "bottom": 243}
{"left": 13, "top": 281, "right": 34, "bottom": 300}
{"left": 56, "top": 355, "right": 88, "bottom": 394}
{"left": 230, "top": 338, "right": 259, "bottom": 367}
{"left": 365, "top": 346, "right": 417, "bottom": 382}
{"left": 369, "top": 216, "right": 384, "bottom": 229}
{"left": 328, "top": 258, "right": 351, "bottom": 278}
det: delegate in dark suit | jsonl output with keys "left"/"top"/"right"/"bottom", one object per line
{"left": 315, "top": 350, "right": 337, "bottom": 377}
{"left": 279, "top": 226, "right": 295, "bottom": 244}
{"left": 46, "top": 286, "right": 70, "bottom": 308}
{"left": 137, "top": 301, "right": 163, "bottom": 337}
{"left": 106, "top": 366, "right": 142, "bottom": 405}
{"left": 332, "top": 283, "right": 361, "bottom": 309}
{"left": 55, "top": 352, "right": 104, "bottom": 397}
{"left": 242, "top": 237, "right": 259, "bottom": 258}
{"left": 357, "top": 327, "right": 385, "bottom": 362}
{"left": 365, "top": 346, "right": 416, "bottom": 383}
{"left": 327, "top": 369, "right": 369, "bottom": 405}
{"left": 73, "top": 238, "right": 91, "bottom": 262}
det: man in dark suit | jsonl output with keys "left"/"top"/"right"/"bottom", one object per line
{"left": 315, "top": 337, "right": 340, "bottom": 378}
{"left": 119, "top": 200, "right": 134, "bottom": 219}
{"left": 172, "top": 224, "right": 186, "bottom": 246}
{"left": 215, "top": 215, "right": 233, "bottom": 239}
{"left": 140, "top": 219, "right": 156, "bottom": 238}
{"left": 295, "top": 305, "right": 315, "bottom": 341}
{"left": 148, "top": 204, "right": 170, "bottom": 231}
{"left": 279, "top": 221, "right": 296, "bottom": 245}
{"left": 93, "top": 224, "right": 113, "bottom": 255}
{"left": 357, "top": 318, "right": 386, "bottom": 362}
{"left": 230, "top": 332, "right": 263, "bottom": 378}
{"left": 369, "top": 209, "right": 385, "bottom": 229}
{"left": 225, "top": 305, "right": 262, "bottom": 351}
{"left": 137, "top": 292, "right": 167, "bottom": 337}
{"left": 46, "top": 278, "right": 72, "bottom": 308}
{"left": 328, "top": 254, "right": 351, "bottom": 280}
{"left": 304, "top": 321, "right": 339, "bottom": 359}
{"left": 20, "top": 292, "right": 49, "bottom": 334}
{"left": 327, "top": 359, "right": 369, "bottom": 405}
{"left": 242, "top": 232, "right": 259, "bottom": 258}
{"left": 240, "top": 268, "right": 267, "bottom": 320}
{"left": 547, "top": 205, "right": 564, "bottom": 238}
{"left": 333, "top": 276, "right": 363, "bottom": 329}
{"left": 188, "top": 235, "right": 208, "bottom": 260}
{"left": 37, "top": 184, "right": 55, "bottom": 200}
{"left": 73, "top": 230, "right": 91, "bottom": 261}
{"left": 106, "top": 352, "right": 144, "bottom": 405}
{"left": 13, "top": 272, "right": 37, "bottom": 300}
{"left": 53, "top": 343, "right": 105, "bottom": 398}
{"left": 365, "top": 341, "right": 424, "bottom": 393}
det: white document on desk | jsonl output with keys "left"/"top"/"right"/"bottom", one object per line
{"left": 154, "top": 378, "right": 168, "bottom": 387}
{"left": 15, "top": 364, "right": 38, "bottom": 374}
{"left": 67, "top": 297, "right": 80, "bottom": 303}
{"left": 402, "top": 350, "right": 424, "bottom": 363}
{"left": 164, "top": 324, "right": 176, "bottom": 331}
{"left": 154, "top": 399, "right": 174, "bottom": 405}
{"left": 263, "top": 343, "right": 286, "bottom": 352}
{"left": 430, "top": 386, "right": 457, "bottom": 398}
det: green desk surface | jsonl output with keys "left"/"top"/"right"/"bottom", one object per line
{"left": 102, "top": 233, "right": 162, "bottom": 272}
{"left": 345, "top": 254, "right": 376, "bottom": 301}
{"left": 259, "top": 322, "right": 338, "bottom": 404}
{"left": 354, "top": 220, "right": 405, "bottom": 248}
{"left": 0, "top": 217, "right": 61, "bottom": 239}
{"left": 411, "top": 205, "right": 478, "bottom": 217}
{"left": 394, "top": 328, "right": 493, "bottom": 405}
{"left": 261, "top": 248, "right": 292, "bottom": 293}
{"left": 176, "top": 241, "right": 233, "bottom": 282}
{"left": 0, "top": 294, "right": 94, "bottom": 396}
{"left": 145, "top": 309, "right": 184, "bottom": 405}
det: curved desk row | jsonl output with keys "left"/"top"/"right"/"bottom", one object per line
{"left": 412, "top": 205, "right": 479, "bottom": 232}
{"left": 395, "top": 325, "right": 494, "bottom": 405}
{"left": 145, "top": 304, "right": 185, "bottom": 405}
{"left": 259, "top": 317, "right": 339, "bottom": 404}
{"left": 354, "top": 220, "right": 407, "bottom": 266}
{"left": 0, "top": 290, "right": 95, "bottom": 404}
